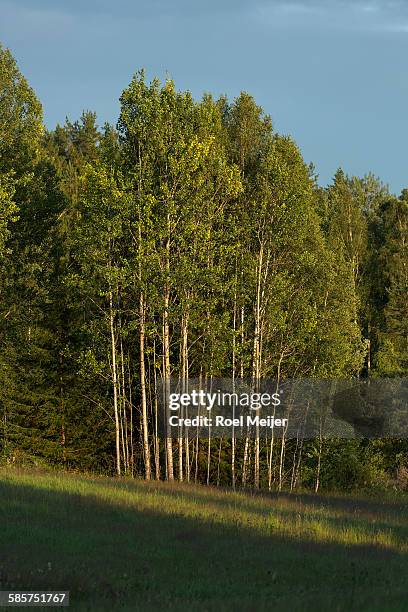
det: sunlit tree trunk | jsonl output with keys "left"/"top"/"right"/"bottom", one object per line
{"left": 109, "top": 287, "right": 121, "bottom": 476}
{"left": 139, "top": 292, "right": 151, "bottom": 480}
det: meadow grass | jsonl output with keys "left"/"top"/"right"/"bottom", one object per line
{"left": 0, "top": 468, "right": 407, "bottom": 611}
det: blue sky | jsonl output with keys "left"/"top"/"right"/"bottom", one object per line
{"left": 1, "top": 0, "right": 407, "bottom": 194}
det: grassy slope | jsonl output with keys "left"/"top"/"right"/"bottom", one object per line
{"left": 0, "top": 469, "right": 407, "bottom": 611}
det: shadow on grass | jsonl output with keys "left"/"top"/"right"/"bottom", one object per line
{"left": 1, "top": 476, "right": 407, "bottom": 611}
{"left": 89, "top": 474, "right": 408, "bottom": 518}
{"left": 271, "top": 490, "right": 408, "bottom": 516}
{"left": 85, "top": 477, "right": 408, "bottom": 539}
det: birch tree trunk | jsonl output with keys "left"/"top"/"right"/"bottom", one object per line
{"left": 268, "top": 353, "right": 283, "bottom": 491}
{"left": 109, "top": 288, "right": 121, "bottom": 476}
{"left": 163, "top": 295, "right": 174, "bottom": 481}
{"left": 152, "top": 340, "right": 161, "bottom": 480}
{"left": 139, "top": 292, "right": 151, "bottom": 480}
{"left": 163, "top": 212, "right": 174, "bottom": 481}
{"left": 181, "top": 310, "right": 190, "bottom": 482}
{"left": 253, "top": 242, "right": 265, "bottom": 489}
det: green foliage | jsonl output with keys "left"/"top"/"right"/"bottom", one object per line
{"left": 0, "top": 45, "right": 407, "bottom": 491}
{"left": 0, "top": 44, "right": 43, "bottom": 174}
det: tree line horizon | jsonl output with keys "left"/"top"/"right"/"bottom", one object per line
{"left": 0, "top": 43, "right": 407, "bottom": 492}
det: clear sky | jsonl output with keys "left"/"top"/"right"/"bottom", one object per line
{"left": 1, "top": 0, "right": 407, "bottom": 194}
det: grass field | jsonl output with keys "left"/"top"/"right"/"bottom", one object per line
{"left": 0, "top": 468, "right": 407, "bottom": 611}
